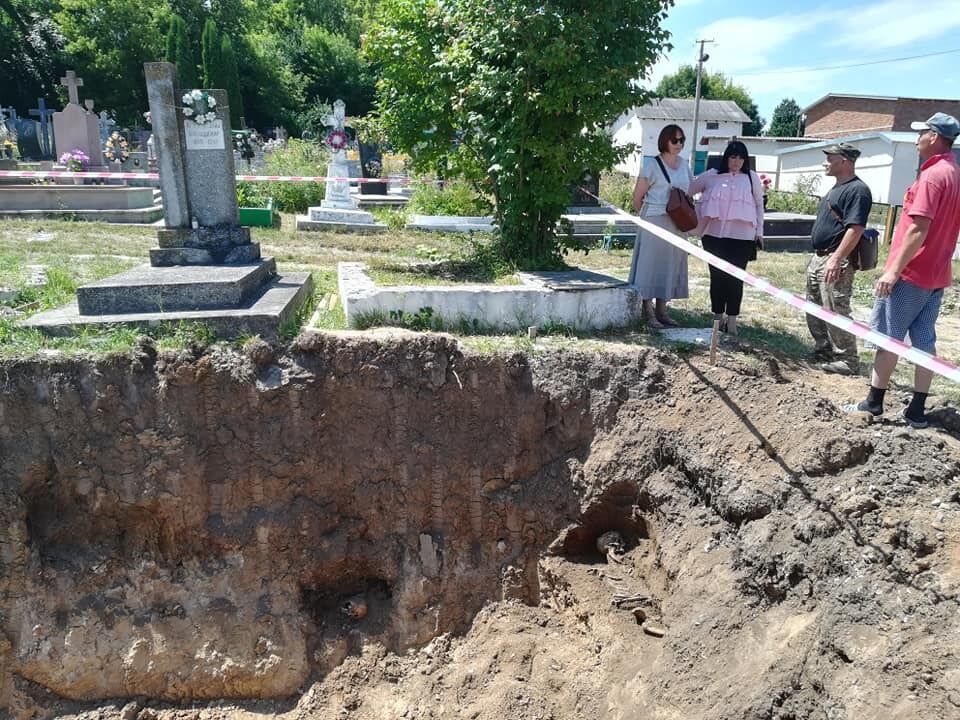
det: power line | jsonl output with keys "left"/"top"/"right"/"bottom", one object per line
{"left": 735, "top": 47, "right": 960, "bottom": 76}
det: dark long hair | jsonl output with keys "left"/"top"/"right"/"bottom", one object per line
{"left": 719, "top": 140, "right": 751, "bottom": 175}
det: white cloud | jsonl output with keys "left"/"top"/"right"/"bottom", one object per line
{"left": 829, "top": 0, "right": 960, "bottom": 50}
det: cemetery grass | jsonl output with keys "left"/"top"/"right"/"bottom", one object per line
{"left": 2, "top": 216, "right": 960, "bottom": 406}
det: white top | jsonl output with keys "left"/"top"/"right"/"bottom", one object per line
{"left": 639, "top": 155, "right": 692, "bottom": 218}
{"left": 688, "top": 169, "right": 765, "bottom": 241}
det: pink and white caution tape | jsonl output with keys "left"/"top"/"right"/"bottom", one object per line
{"left": 0, "top": 170, "right": 411, "bottom": 184}
{"left": 594, "top": 195, "right": 960, "bottom": 384}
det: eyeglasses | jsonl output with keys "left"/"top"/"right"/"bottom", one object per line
{"left": 670, "top": 137, "right": 686, "bottom": 145}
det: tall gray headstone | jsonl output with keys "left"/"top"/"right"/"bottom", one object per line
{"left": 52, "top": 71, "right": 104, "bottom": 165}
{"left": 144, "top": 61, "right": 257, "bottom": 266}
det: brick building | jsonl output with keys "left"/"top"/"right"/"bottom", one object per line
{"left": 803, "top": 94, "right": 960, "bottom": 139}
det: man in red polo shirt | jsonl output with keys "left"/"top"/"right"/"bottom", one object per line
{"left": 847, "top": 112, "right": 960, "bottom": 428}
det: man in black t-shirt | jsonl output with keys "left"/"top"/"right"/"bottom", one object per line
{"left": 806, "top": 142, "right": 873, "bottom": 375}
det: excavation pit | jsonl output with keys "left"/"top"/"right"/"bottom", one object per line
{"left": 1, "top": 333, "right": 959, "bottom": 719}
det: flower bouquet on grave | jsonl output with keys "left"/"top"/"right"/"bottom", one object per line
{"left": 181, "top": 90, "right": 218, "bottom": 125}
{"left": 59, "top": 148, "right": 90, "bottom": 172}
{"left": 2, "top": 138, "right": 13, "bottom": 159}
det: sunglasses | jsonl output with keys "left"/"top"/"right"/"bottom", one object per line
{"left": 670, "top": 137, "right": 686, "bottom": 145}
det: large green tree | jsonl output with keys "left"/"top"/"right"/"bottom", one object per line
{"left": 767, "top": 97, "right": 804, "bottom": 137}
{"left": 0, "top": 0, "right": 65, "bottom": 110}
{"left": 656, "top": 65, "right": 764, "bottom": 136}
{"left": 367, "top": 0, "right": 671, "bottom": 269}
{"left": 220, "top": 34, "right": 243, "bottom": 127}
{"left": 55, "top": 0, "right": 166, "bottom": 123}
{"left": 299, "top": 25, "right": 374, "bottom": 113}
{"left": 165, "top": 13, "right": 198, "bottom": 89}
{"left": 237, "top": 30, "right": 305, "bottom": 130}
{"left": 200, "top": 18, "right": 221, "bottom": 89}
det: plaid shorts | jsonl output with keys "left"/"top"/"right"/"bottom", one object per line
{"left": 867, "top": 279, "right": 943, "bottom": 353}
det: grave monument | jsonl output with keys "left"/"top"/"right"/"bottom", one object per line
{"left": 296, "top": 99, "right": 386, "bottom": 233}
{"left": 22, "top": 62, "right": 313, "bottom": 339}
{"left": 52, "top": 71, "right": 104, "bottom": 166}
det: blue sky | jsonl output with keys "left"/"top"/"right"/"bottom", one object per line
{"left": 645, "top": 0, "right": 960, "bottom": 129}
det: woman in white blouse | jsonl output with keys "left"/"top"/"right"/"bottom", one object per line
{"left": 629, "top": 124, "right": 692, "bottom": 328}
{"left": 688, "top": 140, "right": 765, "bottom": 341}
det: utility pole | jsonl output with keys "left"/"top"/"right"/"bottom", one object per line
{"left": 690, "top": 39, "right": 715, "bottom": 173}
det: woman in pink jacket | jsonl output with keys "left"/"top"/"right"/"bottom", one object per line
{"left": 688, "top": 140, "right": 765, "bottom": 341}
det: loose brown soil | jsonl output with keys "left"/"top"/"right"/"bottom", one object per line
{"left": 1, "top": 331, "right": 958, "bottom": 720}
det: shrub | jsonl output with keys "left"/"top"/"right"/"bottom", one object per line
{"left": 600, "top": 171, "right": 634, "bottom": 213}
{"left": 766, "top": 172, "right": 822, "bottom": 215}
{"left": 237, "top": 139, "right": 328, "bottom": 213}
{"left": 407, "top": 181, "right": 491, "bottom": 217}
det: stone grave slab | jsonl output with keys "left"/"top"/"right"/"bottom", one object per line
{"left": 406, "top": 215, "right": 494, "bottom": 233}
{"left": 76, "top": 260, "right": 277, "bottom": 314}
{"left": 23, "top": 272, "right": 313, "bottom": 341}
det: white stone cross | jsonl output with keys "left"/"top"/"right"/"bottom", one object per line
{"left": 61, "top": 71, "right": 84, "bottom": 106}
{"left": 322, "top": 99, "right": 346, "bottom": 131}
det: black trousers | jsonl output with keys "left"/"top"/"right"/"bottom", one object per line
{"left": 701, "top": 235, "right": 757, "bottom": 316}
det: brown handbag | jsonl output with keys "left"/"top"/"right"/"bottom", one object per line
{"left": 655, "top": 157, "right": 698, "bottom": 232}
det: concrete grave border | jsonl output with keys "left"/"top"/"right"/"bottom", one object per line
{"left": 337, "top": 262, "right": 640, "bottom": 331}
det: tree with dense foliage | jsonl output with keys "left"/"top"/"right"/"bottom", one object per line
{"left": 767, "top": 97, "right": 804, "bottom": 137}
{"left": 220, "top": 35, "right": 243, "bottom": 128}
{"left": 165, "top": 14, "right": 198, "bottom": 90}
{"left": 367, "top": 0, "right": 671, "bottom": 269}
{"left": 298, "top": 25, "right": 374, "bottom": 113}
{"left": 3, "top": 0, "right": 380, "bottom": 131}
{"left": 200, "top": 18, "right": 220, "bottom": 89}
{"left": 237, "top": 30, "right": 305, "bottom": 130}
{"left": 54, "top": 0, "right": 166, "bottom": 123}
{"left": 656, "top": 65, "right": 764, "bottom": 136}
{"left": 0, "top": 0, "right": 65, "bottom": 109}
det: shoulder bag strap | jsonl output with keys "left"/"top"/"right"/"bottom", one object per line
{"left": 827, "top": 203, "right": 844, "bottom": 224}
{"left": 654, "top": 156, "right": 673, "bottom": 186}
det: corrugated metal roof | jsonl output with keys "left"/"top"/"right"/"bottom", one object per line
{"left": 632, "top": 98, "right": 751, "bottom": 123}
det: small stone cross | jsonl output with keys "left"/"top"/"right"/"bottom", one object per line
{"left": 84, "top": 99, "right": 95, "bottom": 112}
{"left": 60, "top": 71, "right": 84, "bottom": 106}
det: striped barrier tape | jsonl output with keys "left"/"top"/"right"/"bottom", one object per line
{"left": 590, "top": 193, "right": 960, "bottom": 384}
{"left": 0, "top": 169, "right": 413, "bottom": 184}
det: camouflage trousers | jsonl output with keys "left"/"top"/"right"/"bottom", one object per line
{"left": 805, "top": 253, "right": 859, "bottom": 363}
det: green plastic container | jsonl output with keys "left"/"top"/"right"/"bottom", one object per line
{"left": 238, "top": 197, "right": 279, "bottom": 227}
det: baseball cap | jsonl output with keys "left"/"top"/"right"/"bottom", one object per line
{"left": 822, "top": 142, "right": 861, "bottom": 161}
{"left": 910, "top": 112, "right": 960, "bottom": 140}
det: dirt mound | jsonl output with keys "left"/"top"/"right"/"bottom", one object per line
{"left": 1, "top": 333, "right": 958, "bottom": 719}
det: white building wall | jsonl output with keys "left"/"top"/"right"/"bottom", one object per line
{"left": 612, "top": 116, "right": 743, "bottom": 176}
{"left": 777, "top": 136, "right": 920, "bottom": 204}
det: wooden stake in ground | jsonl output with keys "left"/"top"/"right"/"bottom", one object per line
{"left": 710, "top": 317, "right": 720, "bottom": 364}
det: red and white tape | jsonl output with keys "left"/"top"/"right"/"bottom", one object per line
{"left": 599, "top": 199, "right": 960, "bottom": 384}
{"left": 0, "top": 170, "right": 411, "bottom": 184}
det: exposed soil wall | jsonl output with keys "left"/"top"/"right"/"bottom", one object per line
{"left": 1, "top": 332, "right": 958, "bottom": 719}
